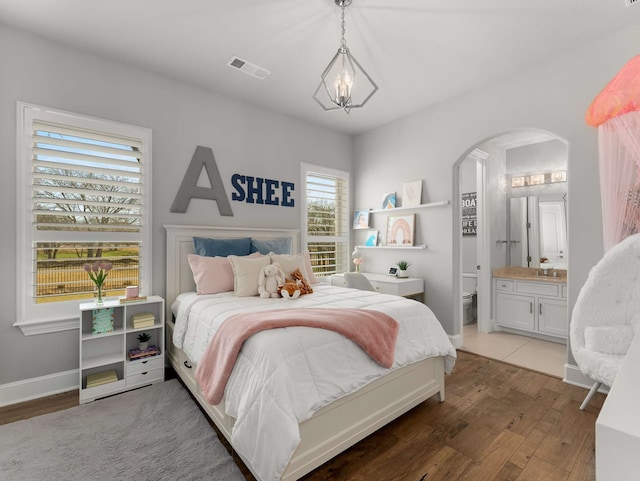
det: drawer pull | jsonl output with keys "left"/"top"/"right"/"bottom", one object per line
{"left": 141, "top": 360, "right": 148, "bottom": 364}
{"left": 184, "top": 360, "right": 192, "bottom": 369}
{"left": 539, "top": 304, "right": 542, "bottom": 315}
{"left": 141, "top": 371, "right": 148, "bottom": 375}
{"left": 530, "top": 302, "right": 533, "bottom": 314}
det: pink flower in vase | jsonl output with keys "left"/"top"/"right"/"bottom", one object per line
{"left": 84, "top": 260, "right": 113, "bottom": 303}
{"left": 352, "top": 257, "right": 363, "bottom": 272}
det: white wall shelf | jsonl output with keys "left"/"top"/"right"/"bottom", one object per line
{"left": 368, "top": 200, "right": 449, "bottom": 214}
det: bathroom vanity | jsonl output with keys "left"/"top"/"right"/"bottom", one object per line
{"left": 493, "top": 267, "right": 567, "bottom": 341}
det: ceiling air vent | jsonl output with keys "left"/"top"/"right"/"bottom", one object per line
{"left": 625, "top": 0, "right": 639, "bottom": 6}
{"left": 226, "top": 56, "right": 271, "bottom": 80}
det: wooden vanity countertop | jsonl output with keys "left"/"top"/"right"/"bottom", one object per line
{"left": 493, "top": 266, "right": 567, "bottom": 283}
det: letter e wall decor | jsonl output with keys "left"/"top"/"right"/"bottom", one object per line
{"left": 171, "top": 146, "right": 233, "bottom": 216}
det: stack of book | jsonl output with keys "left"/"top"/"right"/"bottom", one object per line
{"left": 132, "top": 312, "right": 155, "bottom": 329}
{"left": 128, "top": 345, "right": 161, "bottom": 361}
{"left": 86, "top": 369, "right": 118, "bottom": 388}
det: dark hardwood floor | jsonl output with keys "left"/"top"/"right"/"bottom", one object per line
{"left": 0, "top": 351, "right": 603, "bottom": 481}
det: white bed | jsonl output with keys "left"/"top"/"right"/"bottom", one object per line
{"left": 164, "top": 225, "right": 456, "bottom": 481}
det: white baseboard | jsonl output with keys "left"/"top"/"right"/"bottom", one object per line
{"left": 563, "top": 363, "right": 610, "bottom": 394}
{"left": 0, "top": 369, "right": 78, "bottom": 407}
{"left": 449, "top": 334, "right": 462, "bottom": 349}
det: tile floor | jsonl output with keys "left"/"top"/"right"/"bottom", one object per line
{"left": 460, "top": 322, "right": 567, "bottom": 378}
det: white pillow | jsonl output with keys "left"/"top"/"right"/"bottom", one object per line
{"left": 228, "top": 255, "right": 271, "bottom": 297}
{"left": 270, "top": 253, "right": 309, "bottom": 281}
{"left": 584, "top": 325, "right": 634, "bottom": 355}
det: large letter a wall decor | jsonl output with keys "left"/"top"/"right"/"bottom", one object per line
{"left": 171, "top": 146, "right": 233, "bottom": 216}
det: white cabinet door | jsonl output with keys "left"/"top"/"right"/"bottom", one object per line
{"left": 496, "top": 292, "right": 535, "bottom": 331}
{"left": 538, "top": 297, "right": 567, "bottom": 338}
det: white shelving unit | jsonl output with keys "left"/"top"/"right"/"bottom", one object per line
{"left": 79, "top": 295, "right": 165, "bottom": 403}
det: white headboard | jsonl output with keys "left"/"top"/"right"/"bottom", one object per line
{"left": 164, "top": 225, "right": 299, "bottom": 319}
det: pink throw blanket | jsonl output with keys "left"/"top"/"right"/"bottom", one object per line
{"left": 194, "top": 307, "right": 399, "bottom": 405}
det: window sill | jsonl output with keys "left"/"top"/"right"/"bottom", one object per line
{"left": 14, "top": 316, "right": 78, "bottom": 336}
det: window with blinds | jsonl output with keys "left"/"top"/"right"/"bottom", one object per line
{"left": 301, "top": 163, "right": 349, "bottom": 277}
{"left": 16, "top": 103, "right": 152, "bottom": 333}
{"left": 32, "top": 122, "right": 143, "bottom": 233}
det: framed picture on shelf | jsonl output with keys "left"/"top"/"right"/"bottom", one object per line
{"left": 386, "top": 214, "right": 415, "bottom": 246}
{"left": 402, "top": 180, "right": 422, "bottom": 207}
{"left": 365, "top": 230, "right": 379, "bottom": 247}
{"left": 91, "top": 307, "right": 114, "bottom": 335}
{"left": 382, "top": 192, "right": 396, "bottom": 209}
{"left": 353, "top": 210, "right": 370, "bottom": 229}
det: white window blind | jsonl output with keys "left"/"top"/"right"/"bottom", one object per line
{"left": 301, "top": 163, "right": 349, "bottom": 277}
{"left": 32, "top": 121, "right": 143, "bottom": 233}
{"left": 16, "top": 103, "right": 152, "bottom": 334}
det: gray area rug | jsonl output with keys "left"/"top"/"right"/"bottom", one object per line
{"left": 0, "top": 380, "right": 245, "bottom": 481}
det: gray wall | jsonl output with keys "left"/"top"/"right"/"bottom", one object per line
{"left": 352, "top": 24, "right": 640, "bottom": 337}
{"left": 0, "top": 24, "right": 352, "bottom": 386}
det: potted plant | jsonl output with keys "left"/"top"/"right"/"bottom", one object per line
{"left": 397, "top": 261, "right": 410, "bottom": 278}
{"left": 137, "top": 332, "right": 151, "bottom": 351}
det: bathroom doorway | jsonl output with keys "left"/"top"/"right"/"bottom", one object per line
{"left": 453, "top": 129, "right": 569, "bottom": 374}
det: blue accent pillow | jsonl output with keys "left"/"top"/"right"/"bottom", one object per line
{"left": 193, "top": 237, "right": 252, "bottom": 257}
{"left": 250, "top": 237, "right": 292, "bottom": 255}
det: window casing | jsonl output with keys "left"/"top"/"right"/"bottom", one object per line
{"left": 16, "top": 103, "right": 152, "bottom": 334}
{"left": 300, "top": 163, "right": 350, "bottom": 278}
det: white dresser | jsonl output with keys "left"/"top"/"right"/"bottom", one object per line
{"left": 330, "top": 272, "right": 424, "bottom": 301}
{"left": 596, "top": 333, "right": 640, "bottom": 480}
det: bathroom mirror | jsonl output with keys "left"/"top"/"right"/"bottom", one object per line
{"left": 508, "top": 193, "right": 567, "bottom": 269}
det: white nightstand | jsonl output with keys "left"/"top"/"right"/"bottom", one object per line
{"left": 331, "top": 272, "right": 424, "bottom": 301}
{"left": 78, "top": 295, "right": 165, "bottom": 403}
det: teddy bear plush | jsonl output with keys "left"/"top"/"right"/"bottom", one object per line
{"left": 291, "top": 268, "right": 313, "bottom": 295}
{"left": 258, "top": 262, "right": 286, "bottom": 299}
{"left": 277, "top": 268, "right": 313, "bottom": 299}
{"left": 278, "top": 281, "right": 301, "bottom": 300}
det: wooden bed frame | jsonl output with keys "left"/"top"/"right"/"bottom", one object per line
{"left": 164, "top": 224, "right": 446, "bottom": 481}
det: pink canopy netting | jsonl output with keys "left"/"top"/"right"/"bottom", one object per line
{"left": 586, "top": 55, "right": 640, "bottom": 251}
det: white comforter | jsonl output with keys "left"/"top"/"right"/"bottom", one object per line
{"left": 172, "top": 284, "right": 456, "bottom": 481}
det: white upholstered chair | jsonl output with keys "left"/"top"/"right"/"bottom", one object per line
{"left": 343, "top": 272, "right": 376, "bottom": 292}
{"left": 570, "top": 232, "right": 640, "bottom": 410}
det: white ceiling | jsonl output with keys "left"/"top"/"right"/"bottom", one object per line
{"left": 1, "top": 0, "right": 639, "bottom": 135}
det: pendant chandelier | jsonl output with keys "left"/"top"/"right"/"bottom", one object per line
{"left": 313, "top": 0, "right": 378, "bottom": 114}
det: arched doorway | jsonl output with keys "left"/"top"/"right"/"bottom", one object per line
{"left": 452, "top": 128, "right": 568, "bottom": 374}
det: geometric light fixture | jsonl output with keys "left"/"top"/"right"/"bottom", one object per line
{"left": 313, "top": 0, "right": 378, "bottom": 114}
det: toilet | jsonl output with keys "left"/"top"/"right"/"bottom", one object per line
{"left": 462, "top": 275, "right": 477, "bottom": 325}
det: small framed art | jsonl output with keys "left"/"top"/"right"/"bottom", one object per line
{"left": 386, "top": 214, "right": 415, "bottom": 246}
{"left": 353, "top": 210, "right": 370, "bottom": 229}
{"left": 92, "top": 307, "right": 114, "bottom": 335}
{"left": 382, "top": 192, "right": 396, "bottom": 209}
{"left": 365, "top": 230, "right": 379, "bottom": 247}
{"left": 402, "top": 180, "right": 422, "bottom": 207}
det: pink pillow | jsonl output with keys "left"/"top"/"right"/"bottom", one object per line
{"left": 188, "top": 253, "right": 260, "bottom": 295}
